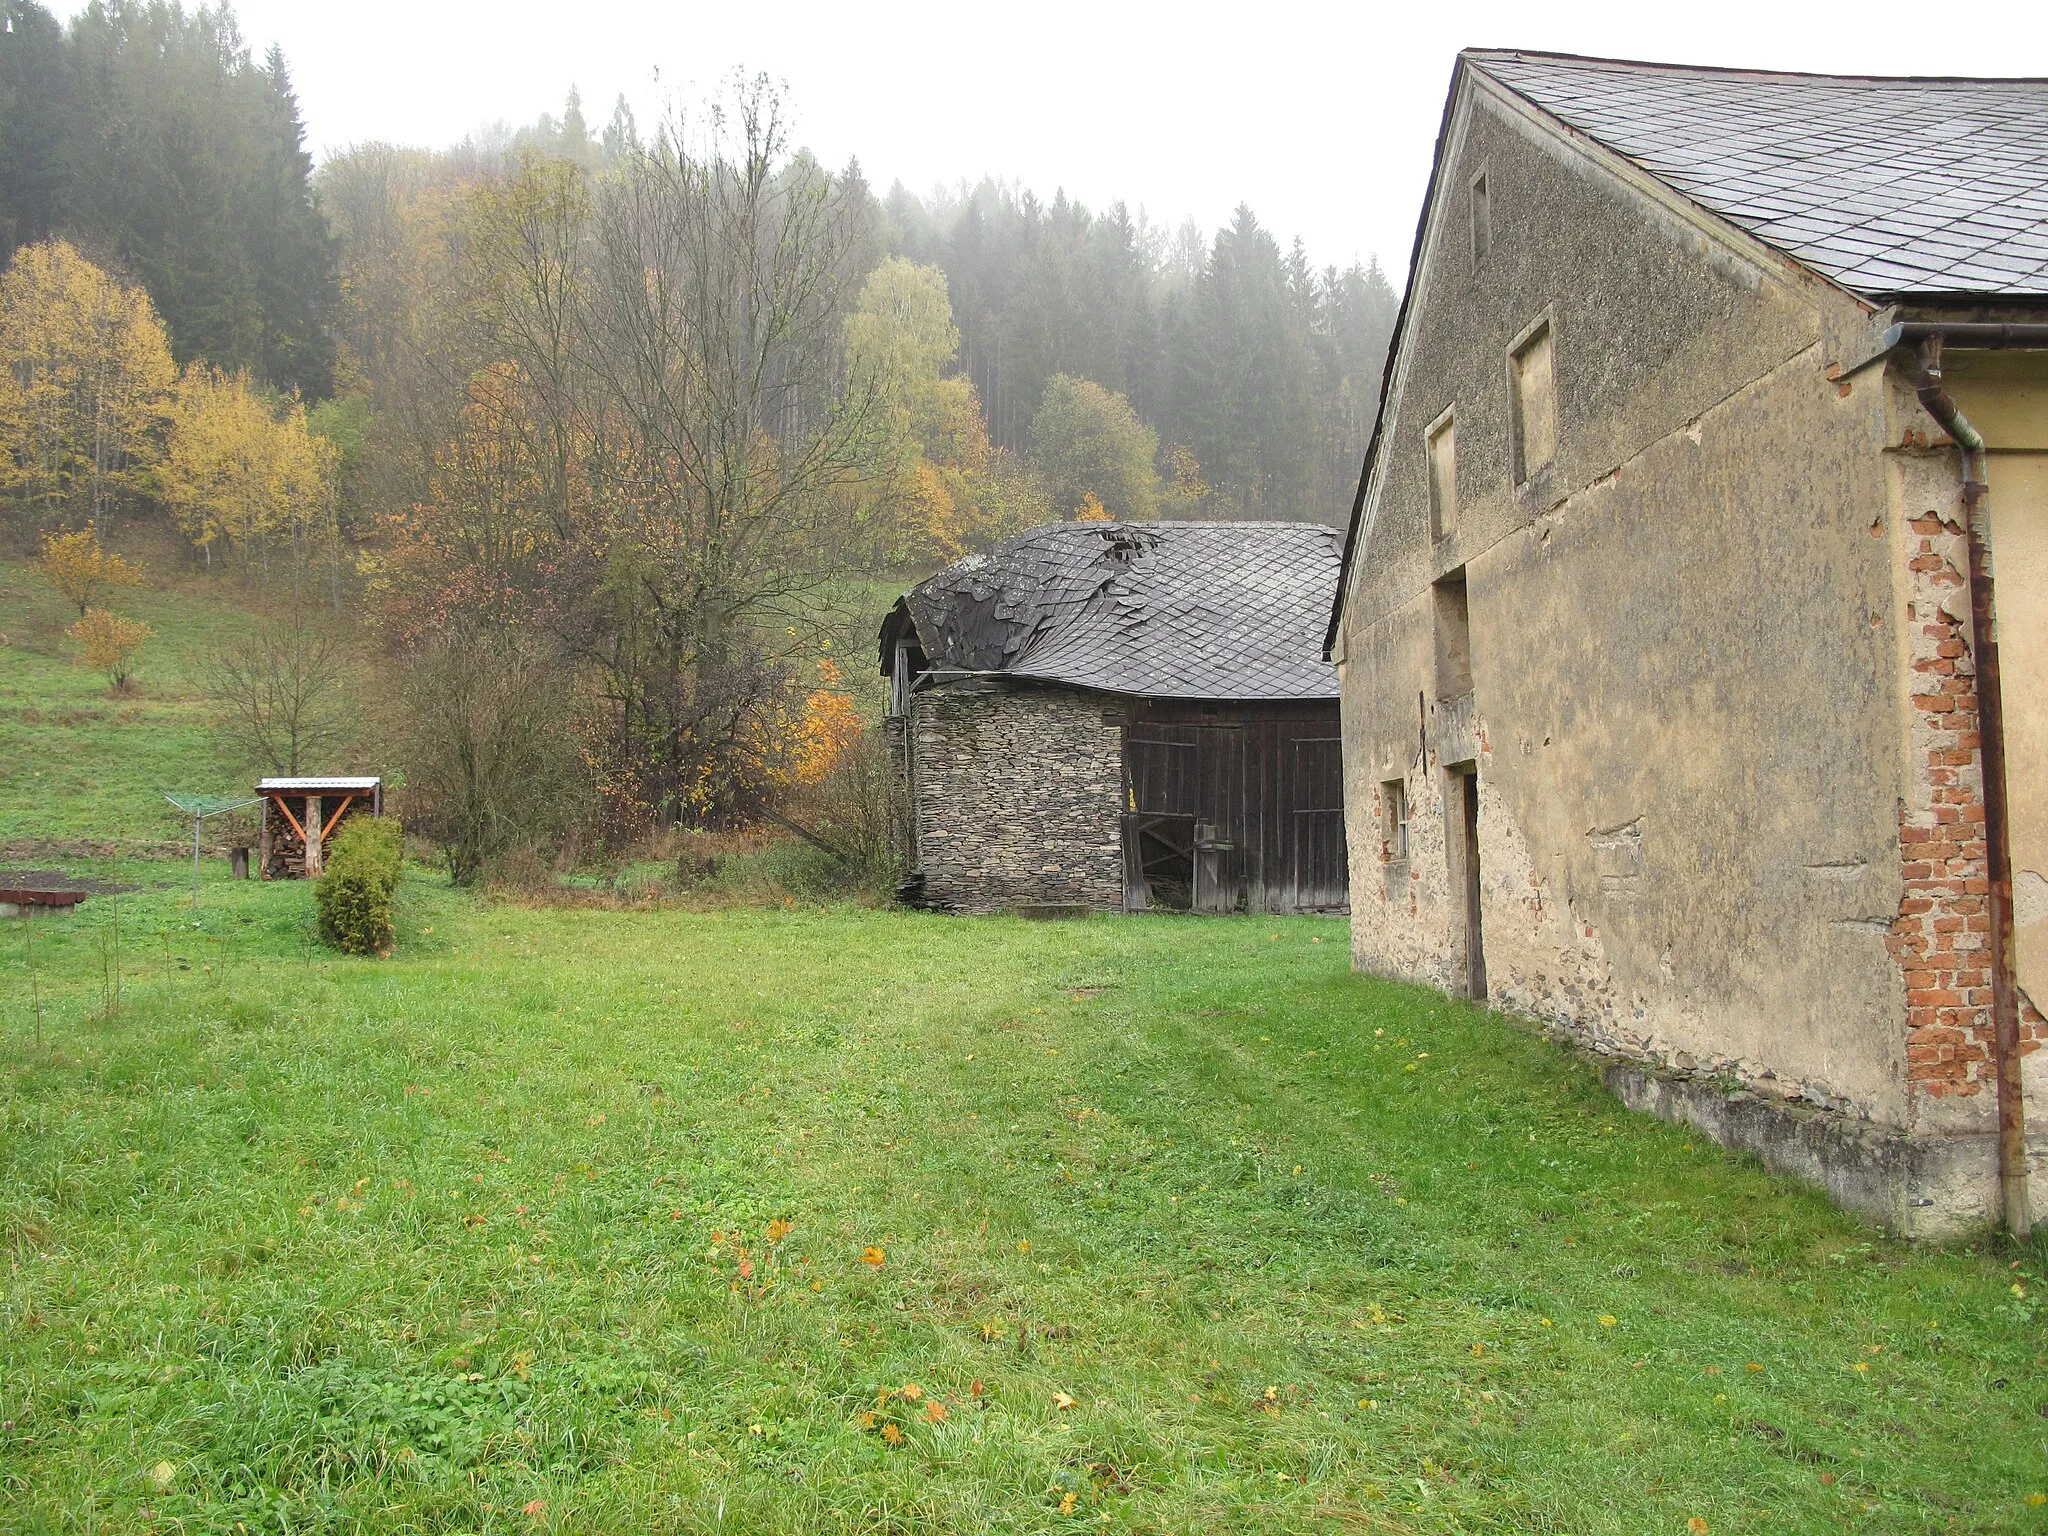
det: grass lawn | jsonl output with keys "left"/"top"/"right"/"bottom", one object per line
{"left": 3, "top": 559, "right": 2046, "bottom": 1533}
{"left": 3, "top": 876, "right": 2046, "bottom": 1533}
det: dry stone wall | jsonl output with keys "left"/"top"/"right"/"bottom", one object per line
{"left": 909, "top": 682, "right": 1125, "bottom": 913}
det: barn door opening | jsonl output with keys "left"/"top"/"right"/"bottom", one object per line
{"left": 1290, "top": 736, "right": 1348, "bottom": 911}
{"left": 1194, "top": 724, "right": 1245, "bottom": 913}
{"left": 1124, "top": 726, "right": 1197, "bottom": 911}
{"left": 1123, "top": 813, "right": 1195, "bottom": 910}
{"left": 1448, "top": 766, "right": 1487, "bottom": 1001}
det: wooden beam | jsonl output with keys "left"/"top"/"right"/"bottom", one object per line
{"left": 320, "top": 793, "right": 357, "bottom": 842}
{"left": 271, "top": 794, "right": 308, "bottom": 842}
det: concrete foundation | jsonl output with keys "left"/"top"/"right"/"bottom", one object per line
{"left": 1601, "top": 1054, "right": 2043, "bottom": 1238}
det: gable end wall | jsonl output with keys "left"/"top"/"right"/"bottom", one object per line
{"left": 1329, "top": 79, "right": 2039, "bottom": 1230}
{"left": 909, "top": 682, "right": 1125, "bottom": 913}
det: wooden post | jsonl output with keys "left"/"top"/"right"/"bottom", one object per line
{"left": 305, "top": 795, "right": 323, "bottom": 878}
{"left": 258, "top": 797, "right": 272, "bottom": 880}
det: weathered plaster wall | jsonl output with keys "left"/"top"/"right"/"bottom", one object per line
{"left": 1336, "top": 82, "right": 1920, "bottom": 1134}
{"left": 1949, "top": 353, "right": 2048, "bottom": 1036}
{"left": 1990, "top": 450, "right": 2048, "bottom": 1055}
{"left": 908, "top": 681, "right": 1124, "bottom": 913}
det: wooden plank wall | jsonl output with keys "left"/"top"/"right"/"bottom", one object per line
{"left": 1123, "top": 700, "right": 1347, "bottom": 914}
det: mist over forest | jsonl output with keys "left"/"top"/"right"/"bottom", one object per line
{"left": 0, "top": 0, "right": 1398, "bottom": 836}
{"left": 0, "top": 5, "right": 1396, "bottom": 538}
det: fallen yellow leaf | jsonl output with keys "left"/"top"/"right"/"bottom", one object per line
{"left": 1598, "top": 1315, "right": 1617, "bottom": 1328}
{"left": 861, "top": 1245, "right": 886, "bottom": 1267}
{"left": 1053, "top": 1391, "right": 1077, "bottom": 1410}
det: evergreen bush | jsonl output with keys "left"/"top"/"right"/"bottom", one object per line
{"left": 316, "top": 815, "right": 403, "bottom": 956}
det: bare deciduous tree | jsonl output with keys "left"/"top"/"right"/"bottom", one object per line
{"left": 472, "top": 74, "right": 887, "bottom": 823}
{"left": 395, "top": 621, "right": 586, "bottom": 885}
{"left": 203, "top": 612, "right": 354, "bottom": 774}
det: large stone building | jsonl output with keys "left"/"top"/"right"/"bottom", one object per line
{"left": 881, "top": 520, "right": 1349, "bottom": 916}
{"left": 1328, "top": 51, "right": 2048, "bottom": 1235}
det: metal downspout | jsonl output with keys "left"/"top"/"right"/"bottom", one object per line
{"left": 1915, "top": 335, "right": 2032, "bottom": 1239}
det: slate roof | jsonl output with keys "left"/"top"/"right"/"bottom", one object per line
{"left": 884, "top": 521, "right": 1342, "bottom": 702}
{"left": 1470, "top": 51, "right": 2048, "bottom": 297}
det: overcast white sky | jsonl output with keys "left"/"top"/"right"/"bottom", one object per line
{"left": 63, "top": 0, "right": 2048, "bottom": 279}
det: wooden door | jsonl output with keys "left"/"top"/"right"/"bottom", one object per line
{"left": 1290, "top": 736, "right": 1348, "bottom": 910}
{"left": 1125, "top": 727, "right": 1197, "bottom": 911}
{"left": 1194, "top": 725, "right": 1246, "bottom": 912}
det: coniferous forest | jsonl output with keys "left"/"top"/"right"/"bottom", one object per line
{"left": 0, "top": 0, "right": 338, "bottom": 396}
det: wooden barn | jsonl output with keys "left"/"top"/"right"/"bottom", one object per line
{"left": 879, "top": 522, "right": 1348, "bottom": 915}
{"left": 258, "top": 776, "right": 382, "bottom": 879}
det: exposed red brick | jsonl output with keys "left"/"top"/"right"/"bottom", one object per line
{"left": 1890, "top": 519, "right": 2006, "bottom": 1098}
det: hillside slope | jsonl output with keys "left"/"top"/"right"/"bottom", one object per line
{"left": 1, "top": 558, "right": 293, "bottom": 850}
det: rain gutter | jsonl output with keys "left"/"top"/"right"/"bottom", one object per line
{"left": 1911, "top": 333, "right": 2032, "bottom": 1239}
{"left": 1885, "top": 320, "right": 2048, "bottom": 350}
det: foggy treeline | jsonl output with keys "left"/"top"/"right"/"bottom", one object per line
{"left": 441, "top": 90, "right": 1402, "bottom": 526}
{"left": 0, "top": 0, "right": 1403, "bottom": 855}
{"left": 891, "top": 185, "right": 1397, "bottom": 525}
{"left": 0, "top": 0, "right": 337, "bottom": 396}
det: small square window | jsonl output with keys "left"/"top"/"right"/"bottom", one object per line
{"left": 1471, "top": 172, "right": 1491, "bottom": 265}
{"left": 1383, "top": 779, "right": 1409, "bottom": 861}
{"left": 1510, "top": 320, "right": 1556, "bottom": 481}
{"left": 1426, "top": 411, "right": 1456, "bottom": 542}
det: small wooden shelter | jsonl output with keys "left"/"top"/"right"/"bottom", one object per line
{"left": 258, "top": 776, "right": 382, "bottom": 879}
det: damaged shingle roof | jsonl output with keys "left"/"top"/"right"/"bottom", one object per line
{"left": 884, "top": 522, "right": 1342, "bottom": 701}
{"left": 1470, "top": 51, "right": 2048, "bottom": 297}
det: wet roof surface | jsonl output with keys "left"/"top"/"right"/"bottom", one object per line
{"left": 891, "top": 522, "right": 1342, "bottom": 701}
{"left": 1471, "top": 51, "right": 2048, "bottom": 297}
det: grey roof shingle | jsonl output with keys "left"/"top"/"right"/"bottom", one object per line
{"left": 888, "top": 522, "right": 1341, "bottom": 702}
{"left": 1470, "top": 51, "right": 2048, "bottom": 296}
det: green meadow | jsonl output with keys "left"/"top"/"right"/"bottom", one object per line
{"left": 2, "top": 565, "right": 2044, "bottom": 1534}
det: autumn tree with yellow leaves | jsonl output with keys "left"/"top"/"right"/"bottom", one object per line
{"left": 37, "top": 526, "right": 144, "bottom": 617}
{"left": 843, "top": 257, "right": 1048, "bottom": 563}
{"left": 1028, "top": 374, "right": 1159, "bottom": 522}
{"left": 68, "top": 607, "right": 154, "bottom": 691}
{"left": 0, "top": 240, "right": 176, "bottom": 532}
{"left": 160, "top": 365, "right": 335, "bottom": 567}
